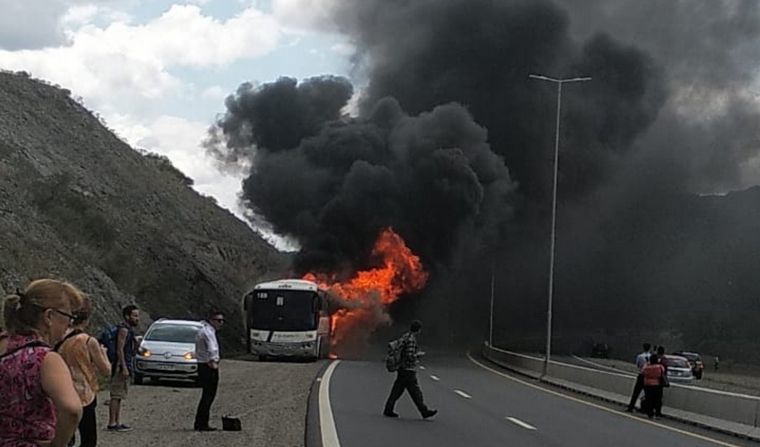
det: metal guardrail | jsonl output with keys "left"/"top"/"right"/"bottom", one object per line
{"left": 483, "top": 342, "right": 760, "bottom": 428}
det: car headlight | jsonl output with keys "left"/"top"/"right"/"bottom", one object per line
{"left": 183, "top": 352, "right": 195, "bottom": 360}
{"left": 139, "top": 348, "right": 151, "bottom": 358}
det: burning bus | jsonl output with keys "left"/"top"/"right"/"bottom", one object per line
{"left": 243, "top": 279, "right": 332, "bottom": 360}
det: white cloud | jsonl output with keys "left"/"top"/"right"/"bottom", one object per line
{"left": 0, "top": 0, "right": 69, "bottom": 50}
{"left": 111, "top": 114, "right": 245, "bottom": 216}
{"left": 62, "top": 5, "right": 101, "bottom": 26}
{"left": 0, "top": 1, "right": 339, "bottom": 250}
{"left": 330, "top": 41, "right": 354, "bottom": 57}
{"left": 62, "top": 4, "right": 134, "bottom": 26}
{"left": 201, "top": 85, "right": 228, "bottom": 101}
{"left": 0, "top": 4, "right": 282, "bottom": 114}
{"left": 111, "top": 113, "right": 297, "bottom": 249}
{"left": 271, "top": 0, "right": 339, "bottom": 33}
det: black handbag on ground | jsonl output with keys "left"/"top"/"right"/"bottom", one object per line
{"left": 222, "top": 416, "right": 241, "bottom": 431}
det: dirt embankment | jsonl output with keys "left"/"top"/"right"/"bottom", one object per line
{"left": 93, "top": 358, "right": 323, "bottom": 447}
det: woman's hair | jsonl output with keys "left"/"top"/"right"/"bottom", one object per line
{"left": 73, "top": 294, "right": 92, "bottom": 325}
{"left": 3, "top": 279, "right": 84, "bottom": 334}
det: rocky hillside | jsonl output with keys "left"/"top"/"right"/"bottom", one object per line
{"left": 0, "top": 70, "right": 290, "bottom": 347}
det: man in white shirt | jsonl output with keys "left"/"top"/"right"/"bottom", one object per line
{"left": 194, "top": 310, "right": 224, "bottom": 431}
{"left": 626, "top": 343, "right": 651, "bottom": 412}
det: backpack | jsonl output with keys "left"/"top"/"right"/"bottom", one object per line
{"left": 97, "top": 325, "right": 119, "bottom": 363}
{"left": 385, "top": 335, "right": 407, "bottom": 372}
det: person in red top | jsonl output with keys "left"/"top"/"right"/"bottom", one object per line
{"left": 640, "top": 353, "right": 666, "bottom": 419}
{"left": 0, "top": 279, "right": 84, "bottom": 447}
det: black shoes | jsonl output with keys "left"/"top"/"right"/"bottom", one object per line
{"left": 384, "top": 409, "right": 438, "bottom": 419}
{"left": 422, "top": 409, "right": 438, "bottom": 419}
{"left": 195, "top": 426, "right": 218, "bottom": 432}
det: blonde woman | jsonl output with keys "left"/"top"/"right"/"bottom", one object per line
{"left": 0, "top": 279, "right": 84, "bottom": 447}
{"left": 57, "top": 296, "right": 111, "bottom": 447}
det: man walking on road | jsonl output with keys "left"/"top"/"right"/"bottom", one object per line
{"left": 194, "top": 310, "right": 224, "bottom": 431}
{"left": 626, "top": 343, "right": 651, "bottom": 412}
{"left": 383, "top": 320, "right": 438, "bottom": 420}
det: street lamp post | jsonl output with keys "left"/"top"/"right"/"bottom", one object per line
{"left": 489, "top": 261, "right": 495, "bottom": 347}
{"left": 529, "top": 73, "right": 591, "bottom": 377}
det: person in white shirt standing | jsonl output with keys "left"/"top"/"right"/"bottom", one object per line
{"left": 626, "top": 342, "right": 651, "bottom": 412}
{"left": 194, "top": 310, "right": 224, "bottom": 431}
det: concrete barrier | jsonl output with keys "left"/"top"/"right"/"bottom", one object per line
{"left": 483, "top": 342, "right": 760, "bottom": 428}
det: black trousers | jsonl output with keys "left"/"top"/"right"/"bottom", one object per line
{"left": 627, "top": 374, "right": 644, "bottom": 410}
{"left": 194, "top": 364, "right": 219, "bottom": 429}
{"left": 69, "top": 397, "right": 96, "bottom": 447}
{"left": 80, "top": 397, "right": 97, "bottom": 447}
{"left": 643, "top": 385, "right": 663, "bottom": 417}
{"left": 384, "top": 370, "right": 429, "bottom": 415}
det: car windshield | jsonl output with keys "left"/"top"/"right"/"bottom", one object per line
{"left": 145, "top": 324, "right": 199, "bottom": 343}
{"left": 665, "top": 357, "right": 691, "bottom": 368}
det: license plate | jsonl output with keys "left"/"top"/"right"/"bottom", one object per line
{"left": 154, "top": 364, "right": 175, "bottom": 371}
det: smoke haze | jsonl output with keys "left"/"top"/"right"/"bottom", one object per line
{"left": 208, "top": 0, "right": 760, "bottom": 354}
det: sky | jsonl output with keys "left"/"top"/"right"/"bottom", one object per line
{"left": 0, "top": 0, "right": 351, "bottom": 241}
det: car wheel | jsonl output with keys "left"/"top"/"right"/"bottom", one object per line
{"left": 133, "top": 373, "right": 144, "bottom": 385}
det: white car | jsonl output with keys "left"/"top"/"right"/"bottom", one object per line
{"left": 662, "top": 355, "right": 695, "bottom": 384}
{"left": 133, "top": 319, "right": 202, "bottom": 385}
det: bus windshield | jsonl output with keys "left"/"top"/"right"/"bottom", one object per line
{"left": 249, "top": 289, "right": 318, "bottom": 331}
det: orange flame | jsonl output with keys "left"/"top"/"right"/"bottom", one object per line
{"left": 304, "top": 228, "right": 428, "bottom": 355}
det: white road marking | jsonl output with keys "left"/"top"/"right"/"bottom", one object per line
{"left": 506, "top": 417, "right": 536, "bottom": 430}
{"left": 430, "top": 375, "right": 440, "bottom": 381}
{"left": 466, "top": 352, "right": 742, "bottom": 447}
{"left": 454, "top": 389, "right": 471, "bottom": 399}
{"left": 319, "top": 360, "right": 341, "bottom": 447}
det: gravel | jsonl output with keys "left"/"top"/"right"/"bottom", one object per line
{"left": 92, "top": 357, "right": 324, "bottom": 447}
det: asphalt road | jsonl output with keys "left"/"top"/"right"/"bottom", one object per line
{"left": 325, "top": 353, "right": 756, "bottom": 447}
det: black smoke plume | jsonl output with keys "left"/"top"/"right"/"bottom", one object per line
{"left": 208, "top": 77, "right": 517, "bottom": 275}
{"left": 208, "top": 0, "right": 760, "bottom": 355}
